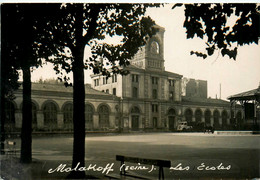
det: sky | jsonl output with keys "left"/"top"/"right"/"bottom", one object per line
{"left": 29, "top": 3, "right": 260, "bottom": 100}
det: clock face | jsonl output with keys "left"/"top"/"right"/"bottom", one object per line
{"left": 150, "top": 41, "right": 160, "bottom": 54}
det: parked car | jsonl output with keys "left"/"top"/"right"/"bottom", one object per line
{"left": 177, "top": 121, "right": 193, "bottom": 131}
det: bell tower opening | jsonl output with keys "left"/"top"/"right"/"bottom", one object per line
{"left": 130, "top": 24, "right": 165, "bottom": 71}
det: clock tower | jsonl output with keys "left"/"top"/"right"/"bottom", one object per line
{"left": 130, "top": 24, "right": 165, "bottom": 71}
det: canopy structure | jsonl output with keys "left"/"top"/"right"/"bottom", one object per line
{"left": 228, "top": 86, "right": 260, "bottom": 102}
{"left": 227, "top": 85, "right": 260, "bottom": 129}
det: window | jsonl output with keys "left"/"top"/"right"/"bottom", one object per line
{"left": 63, "top": 103, "right": 73, "bottom": 125}
{"left": 132, "top": 74, "right": 139, "bottom": 83}
{"left": 94, "top": 79, "right": 99, "bottom": 86}
{"left": 133, "top": 87, "right": 138, "bottom": 98}
{"left": 114, "top": 74, "right": 117, "bottom": 82}
{"left": 43, "top": 102, "right": 57, "bottom": 127}
{"left": 152, "top": 104, "right": 158, "bottom": 113}
{"left": 169, "top": 79, "right": 175, "bottom": 87}
{"left": 85, "top": 104, "right": 94, "bottom": 129}
{"left": 169, "top": 91, "right": 174, "bottom": 101}
{"left": 113, "top": 88, "right": 116, "bottom": 95}
{"left": 99, "top": 105, "right": 109, "bottom": 128}
{"left": 112, "top": 74, "right": 117, "bottom": 83}
{"left": 103, "top": 77, "right": 107, "bottom": 85}
{"left": 152, "top": 77, "right": 158, "bottom": 85}
{"left": 131, "top": 106, "right": 140, "bottom": 114}
{"left": 152, "top": 89, "right": 157, "bottom": 99}
{"left": 63, "top": 103, "right": 73, "bottom": 130}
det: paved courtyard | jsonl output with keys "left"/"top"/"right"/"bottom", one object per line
{"left": 1, "top": 132, "right": 260, "bottom": 179}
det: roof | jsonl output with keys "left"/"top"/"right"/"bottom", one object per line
{"left": 18, "top": 82, "right": 116, "bottom": 98}
{"left": 126, "top": 65, "right": 183, "bottom": 78}
{"left": 182, "top": 96, "right": 230, "bottom": 106}
{"left": 227, "top": 86, "right": 260, "bottom": 101}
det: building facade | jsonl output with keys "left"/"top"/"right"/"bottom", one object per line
{"left": 90, "top": 25, "right": 242, "bottom": 131}
{"left": 4, "top": 25, "right": 244, "bottom": 133}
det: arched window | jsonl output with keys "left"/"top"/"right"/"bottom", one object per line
{"left": 185, "top": 109, "right": 193, "bottom": 123}
{"left": 63, "top": 103, "right": 73, "bottom": 129}
{"left": 213, "top": 110, "right": 220, "bottom": 128}
{"left": 204, "top": 110, "right": 211, "bottom": 126}
{"left": 85, "top": 104, "right": 94, "bottom": 129}
{"left": 222, "top": 110, "right": 228, "bottom": 128}
{"left": 43, "top": 102, "right": 57, "bottom": 129}
{"left": 131, "top": 106, "right": 140, "bottom": 114}
{"left": 195, "top": 109, "right": 202, "bottom": 123}
{"left": 168, "top": 108, "right": 176, "bottom": 116}
{"left": 99, "top": 105, "right": 109, "bottom": 128}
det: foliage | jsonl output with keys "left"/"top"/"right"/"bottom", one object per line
{"left": 1, "top": 4, "right": 61, "bottom": 163}
{"left": 35, "top": 3, "right": 157, "bottom": 84}
{"left": 1, "top": 4, "right": 23, "bottom": 99}
{"left": 175, "top": 3, "right": 260, "bottom": 60}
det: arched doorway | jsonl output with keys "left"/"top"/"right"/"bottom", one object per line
{"left": 85, "top": 104, "right": 94, "bottom": 130}
{"left": 43, "top": 102, "right": 58, "bottom": 130}
{"left": 195, "top": 109, "right": 202, "bottom": 123}
{"left": 213, "top": 110, "right": 220, "bottom": 128}
{"left": 204, "top": 109, "right": 211, "bottom": 126}
{"left": 63, "top": 103, "right": 73, "bottom": 130}
{"left": 98, "top": 105, "right": 109, "bottom": 129}
{"left": 168, "top": 108, "right": 176, "bottom": 131}
{"left": 131, "top": 106, "right": 140, "bottom": 131}
{"left": 185, "top": 109, "right": 193, "bottom": 123}
{"left": 222, "top": 110, "right": 228, "bottom": 129}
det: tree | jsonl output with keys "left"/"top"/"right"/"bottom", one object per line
{"left": 1, "top": 4, "right": 59, "bottom": 163}
{"left": 174, "top": 3, "right": 259, "bottom": 60}
{"left": 35, "top": 3, "right": 157, "bottom": 178}
{"left": 0, "top": 46, "right": 20, "bottom": 155}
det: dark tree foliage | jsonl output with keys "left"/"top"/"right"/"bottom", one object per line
{"left": 1, "top": 4, "right": 59, "bottom": 163}
{"left": 177, "top": 3, "right": 260, "bottom": 60}
{"left": 0, "top": 49, "right": 20, "bottom": 155}
{"left": 35, "top": 3, "right": 157, "bottom": 178}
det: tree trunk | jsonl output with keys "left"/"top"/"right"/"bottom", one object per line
{"left": 20, "top": 66, "right": 32, "bottom": 163}
{"left": 69, "top": 46, "right": 86, "bottom": 178}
